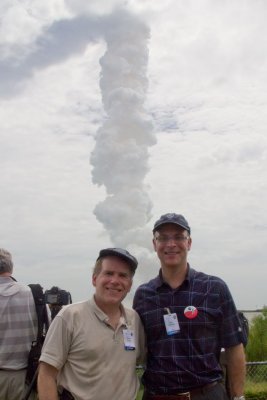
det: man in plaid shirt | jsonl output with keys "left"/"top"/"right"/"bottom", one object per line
{"left": 133, "top": 213, "right": 246, "bottom": 400}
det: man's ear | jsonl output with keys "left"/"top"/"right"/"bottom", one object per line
{"left": 92, "top": 274, "right": 97, "bottom": 287}
{"left": 187, "top": 237, "right": 192, "bottom": 251}
{"left": 127, "top": 279, "right": 133, "bottom": 293}
{"left": 152, "top": 238, "right": 157, "bottom": 252}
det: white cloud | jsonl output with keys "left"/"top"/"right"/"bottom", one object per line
{"left": 0, "top": 0, "right": 69, "bottom": 59}
{"left": 65, "top": 0, "right": 126, "bottom": 15}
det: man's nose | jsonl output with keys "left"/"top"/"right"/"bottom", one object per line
{"left": 110, "top": 274, "right": 120, "bottom": 283}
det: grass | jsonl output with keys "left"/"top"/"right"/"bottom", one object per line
{"left": 245, "top": 379, "right": 267, "bottom": 400}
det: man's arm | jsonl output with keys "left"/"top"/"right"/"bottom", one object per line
{"left": 225, "top": 343, "right": 246, "bottom": 397}
{"left": 38, "top": 361, "right": 59, "bottom": 400}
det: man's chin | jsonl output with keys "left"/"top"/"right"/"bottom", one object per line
{"left": 163, "top": 255, "right": 179, "bottom": 263}
{"left": 106, "top": 293, "right": 125, "bottom": 303}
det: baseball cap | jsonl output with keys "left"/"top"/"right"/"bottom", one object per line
{"left": 97, "top": 248, "right": 138, "bottom": 273}
{"left": 153, "top": 213, "right": 191, "bottom": 234}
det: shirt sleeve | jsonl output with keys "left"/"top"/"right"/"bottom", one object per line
{"left": 218, "top": 281, "right": 244, "bottom": 348}
{"left": 39, "top": 312, "right": 72, "bottom": 370}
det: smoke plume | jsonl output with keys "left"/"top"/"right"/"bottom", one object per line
{"left": 91, "top": 10, "right": 156, "bottom": 247}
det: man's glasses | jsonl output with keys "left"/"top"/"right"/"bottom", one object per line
{"left": 155, "top": 235, "right": 189, "bottom": 244}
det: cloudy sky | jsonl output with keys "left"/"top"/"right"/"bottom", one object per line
{"left": 1, "top": 0, "right": 266, "bottom": 310}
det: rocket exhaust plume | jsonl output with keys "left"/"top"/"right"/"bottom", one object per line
{"left": 91, "top": 9, "right": 156, "bottom": 247}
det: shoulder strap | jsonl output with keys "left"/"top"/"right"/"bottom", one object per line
{"left": 238, "top": 311, "right": 249, "bottom": 346}
{"left": 29, "top": 284, "right": 49, "bottom": 343}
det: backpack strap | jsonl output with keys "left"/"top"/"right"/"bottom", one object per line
{"left": 237, "top": 311, "right": 249, "bottom": 347}
{"left": 28, "top": 284, "right": 49, "bottom": 342}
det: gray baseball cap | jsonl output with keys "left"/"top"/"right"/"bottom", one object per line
{"left": 97, "top": 247, "right": 138, "bottom": 273}
{"left": 153, "top": 213, "right": 191, "bottom": 234}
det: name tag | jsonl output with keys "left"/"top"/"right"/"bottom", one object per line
{"left": 123, "top": 329, "right": 136, "bottom": 350}
{"left": 163, "top": 313, "right": 180, "bottom": 335}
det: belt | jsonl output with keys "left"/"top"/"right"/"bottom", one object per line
{"left": 0, "top": 368, "right": 27, "bottom": 371}
{"left": 144, "top": 381, "right": 219, "bottom": 400}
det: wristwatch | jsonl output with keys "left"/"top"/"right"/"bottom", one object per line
{"left": 233, "top": 396, "right": 245, "bottom": 400}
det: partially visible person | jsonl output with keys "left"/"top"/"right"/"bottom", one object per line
{"left": 133, "top": 213, "right": 246, "bottom": 400}
{"left": 0, "top": 248, "right": 38, "bottom": 400}
{"left": 38, "top": 248, "right": 145, "bottom": 400}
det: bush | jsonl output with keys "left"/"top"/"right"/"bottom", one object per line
{"left": 245, "top": 389, "right": 267, "bottom": 400}
{"left": 246, "top": 307, "right": 267, "bottom": 362}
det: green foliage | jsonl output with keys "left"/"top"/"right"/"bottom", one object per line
{"left": 246, "top": 307, "right": 267, "bottom": 362}
{"left": 245, "top": 378, "right": 267, "bottom": 395}
{"left": 136, "top": 389, "right": 143, "bottom": 400}
{"left": 245, "top": 393, "right": 267, "bottom": 400}
{"left": 136, "top": 368, "right": 144, "bottom": 400}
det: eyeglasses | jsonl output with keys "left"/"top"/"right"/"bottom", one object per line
{"left": 155, "top": 235, "right": 189, "bottom": 244}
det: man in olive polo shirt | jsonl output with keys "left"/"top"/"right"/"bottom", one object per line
{"left": 38, "top": 248, "right": 145, "bottom": 400}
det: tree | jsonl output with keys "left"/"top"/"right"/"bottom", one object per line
{"left": 245, "top": 307, "right": 267, "bottom": 361}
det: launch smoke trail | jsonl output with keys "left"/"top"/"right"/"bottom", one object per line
{"left": 91, "top": 9, "right": 156, "bottom": 247}
{"left": 0, "top": 7, "right": 156, "bottom": 251}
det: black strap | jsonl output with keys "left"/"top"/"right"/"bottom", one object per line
{"left": 60, "top": 389, "right": 75, "bottom": 400}
{"left": 23, "top": 284, "right": 50, "bottom": 399}
{"left": 28, "top": 284, "right": 49, "bottom": 342}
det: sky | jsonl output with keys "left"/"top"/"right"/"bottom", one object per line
{"left": 1, "top": 0, "right": 266, "bottom": 310}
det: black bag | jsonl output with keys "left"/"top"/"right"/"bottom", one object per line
{"left": 221, "top": 311, "right": 249, "bottom": 398}
{"left": 25, "top": 340, "right": 44, "bottom": 387}
{"left": 25, "top": 284, "right": 49, "bottom": 389}
{"left": 238, "top": 311, "right": 249, "bottom": 346}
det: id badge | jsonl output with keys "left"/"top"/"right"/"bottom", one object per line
{"left": 163, "top": 313, "right": 180, "bottom": 335}
{"left": 123, "top": 329, "right": 136, "bottom": 350}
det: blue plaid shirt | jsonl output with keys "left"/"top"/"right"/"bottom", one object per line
{"left": 133, "top": 265, "right": 244, "bottom": 393}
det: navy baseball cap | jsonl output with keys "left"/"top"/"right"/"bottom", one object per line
{"left": 153, "top": 213, "right": 191, "bottom": 234}
{"left": 97, "top": 248, "right": 138, "bottom": 273}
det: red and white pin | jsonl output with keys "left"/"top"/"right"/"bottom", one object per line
{"left": 184, "top": 306, "right": 198, "bottom": 319}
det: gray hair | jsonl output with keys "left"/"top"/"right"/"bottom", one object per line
{"left": 0, "top": 248, "right": 13, "bottom": 274}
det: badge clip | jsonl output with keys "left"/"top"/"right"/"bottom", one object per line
{"left": 163, "top": 308, "right": 180, "bottom": 335}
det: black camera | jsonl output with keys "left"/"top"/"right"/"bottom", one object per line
{"left": 44, "top": 286, "right": 71, "bottom": 306}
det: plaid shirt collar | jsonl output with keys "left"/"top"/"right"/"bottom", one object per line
{"left": 153, "top": 264, "right": 196, "bottom": 290}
